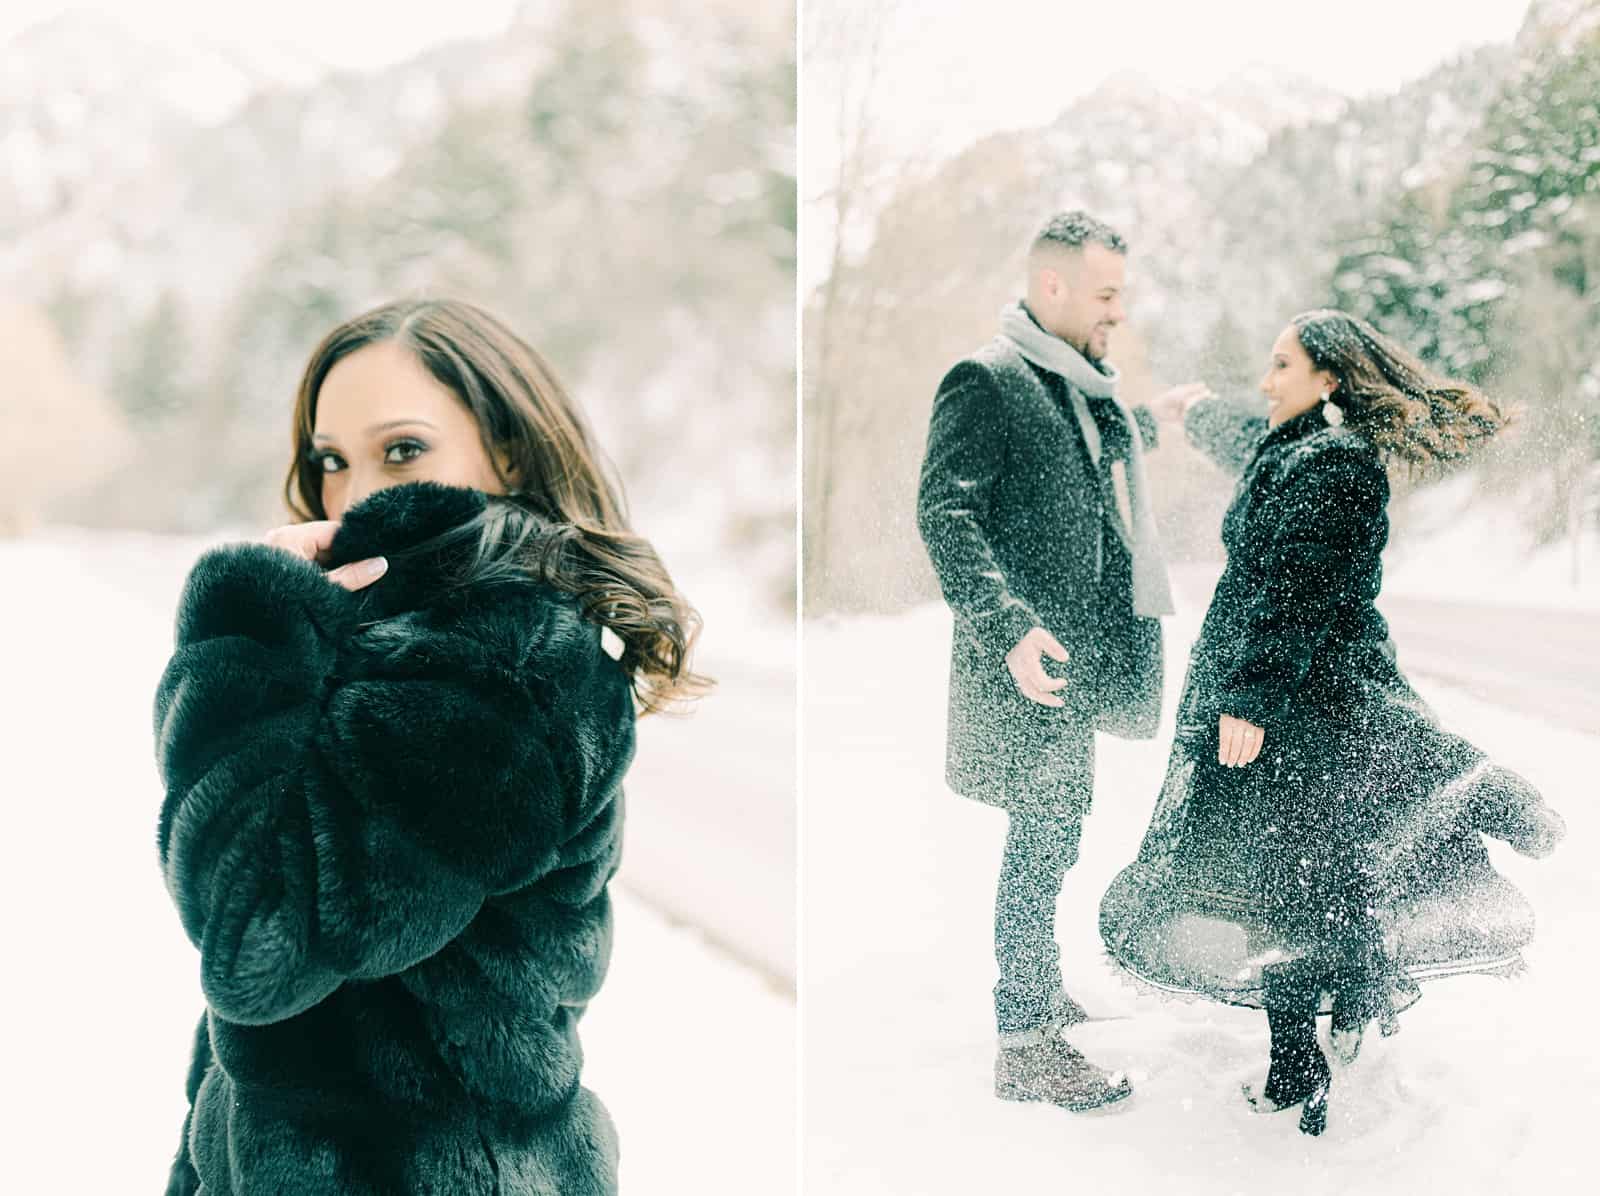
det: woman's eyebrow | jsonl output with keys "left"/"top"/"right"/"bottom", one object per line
{"left": 312, "top": 418, "right": 439, "bottom": 443}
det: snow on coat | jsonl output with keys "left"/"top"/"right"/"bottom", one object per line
{"left": 916, "top": 336, "right": 1163, "bottom": 814}
{"left": 1100, "top": 402, "right": 1564, "bottom": 1015}
{"left": 154, "top": 480, "right": 636, "bottom": 1196}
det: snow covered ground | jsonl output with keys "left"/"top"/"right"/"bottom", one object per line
{"left": 0, "top": 531, "right": 794, "bottom": 1193}
{"left": 801, "top": 601, "right": 1594, "bottom": 1195}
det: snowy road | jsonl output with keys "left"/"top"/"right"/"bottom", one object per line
{"left": 0, "top": 532, "right": 794, "bottom": 1193}
{"left": 802, "top": 602, "right": 1594, "bottom": 1195}
{"left": 628, "top": 651, "right": 796, "bottom": 986}
{"left": 1379, "top": 598, "right": 1600, "bottom": 736}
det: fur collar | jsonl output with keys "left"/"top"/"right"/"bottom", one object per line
{"left": 323, "top": 481, "right": 494, "bottom": 621}
{"left": 1260, "top": 402, "right": 1341, "bottom": 453}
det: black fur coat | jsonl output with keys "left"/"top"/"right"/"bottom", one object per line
{"left": 1101, "top": 404, "right": 1562, "bottom": 1014}
{"left": 154, "top": 481, "right": 636, "bottom": 1195}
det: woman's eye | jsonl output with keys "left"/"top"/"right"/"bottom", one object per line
{"left": 314, "top": 452, "right": 346, "bottom": 474}
{"left": 385, "top": 439, "right": 427, "bottom": 465}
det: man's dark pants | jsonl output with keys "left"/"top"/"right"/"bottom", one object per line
{"left": 993, "top": 723, "right": 1095, "bottom": 1043}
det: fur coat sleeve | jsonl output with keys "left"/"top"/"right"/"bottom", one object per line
{"left": 1214, "top": 436, "right": 1389, "bottom": 729}
{"left": 153, "top": 519, "right": 630, "bottom": 1028}
{"left": 1185, "top": 396, "right": 1269, "bottom": 475}
{"left": 162, "top": 1015, "right": 210, "bottom": 1196}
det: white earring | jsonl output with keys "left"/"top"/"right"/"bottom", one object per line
{"left": 1322, "top": 393, "right": 1344, "bottom": 425}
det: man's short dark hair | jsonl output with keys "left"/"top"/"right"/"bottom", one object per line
{"left": 1031, "top": 210, "right": 1127, "bottom": 256}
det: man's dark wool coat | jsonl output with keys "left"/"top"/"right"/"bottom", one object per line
{"left": 1100, "top": 402, "right": 1562, "bottom": 1012}
{"left": 917, "top": 335, "right": 1162, "bottom": 813}
{"left": 154, "top": 481, "right": 636, "bottom": 1196}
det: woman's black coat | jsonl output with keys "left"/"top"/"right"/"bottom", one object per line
{"left": 1100, "top": 403, "right": 1561, "bottom": 1013}
{"left": 155, "top": 481, "right": 636, "bottom": 1195}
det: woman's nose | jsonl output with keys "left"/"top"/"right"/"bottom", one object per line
{"left": 343, "top": 474, "right": 389, "bottom": 515}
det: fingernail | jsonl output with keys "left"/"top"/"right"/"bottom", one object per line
{"left": 364, "top": 556, "right": 388, "bottom": 579}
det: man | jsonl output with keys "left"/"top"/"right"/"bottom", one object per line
{"left": 916, "top": 210, "right": 1209, "bottom": 1112}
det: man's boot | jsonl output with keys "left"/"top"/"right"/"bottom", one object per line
{"left": 1051, "top": 990, "right": 1090, "bottom": 1028}
{"left": 995, "top": 1036, "right": 1132, "bottom": 1111}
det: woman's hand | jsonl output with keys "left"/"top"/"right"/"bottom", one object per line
{"left": 1218, "top": 713, "right": 1264, "bottom": 767}
{"left": 262, "top": 521, "right": 388, "bottom": 591}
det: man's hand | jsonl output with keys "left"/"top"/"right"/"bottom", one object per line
{"left": 1149, "top": 381, "right": 1215, "bottom": 422}
{"left": 1005, "top": 626, "right": 1070, "bottom": 708}
{"left": 1218, "top": 713, "right": 1265, "bottom": 767}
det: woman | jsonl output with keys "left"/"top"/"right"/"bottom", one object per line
{"left": 156, "top": 298, "right": 705, "bottom": 1194}
{"left": 1099, "top": 309, "right": 1564, "bottom": 1137}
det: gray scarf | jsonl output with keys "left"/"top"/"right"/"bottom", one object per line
{"left": 1000, "top": 300, "right": 1174, "bottom": 618}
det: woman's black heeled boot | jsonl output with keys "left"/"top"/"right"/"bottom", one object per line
{"left": 1243, "top": 1004, "right": 1332, "bottom": 1137}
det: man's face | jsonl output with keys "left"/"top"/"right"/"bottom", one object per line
{"left": 1039, "top": 243, "right": 1127, "bottom": 362}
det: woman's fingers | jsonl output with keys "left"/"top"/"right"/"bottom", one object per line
{"left": 325, "top": 556, "right": 388, "bottom": 591}
{"left": 1245, "top": 725, "right": 1266, "bottom": 764}
{"left": 1219, "top": 715, "right": 1266, "bottom": 767}
{"left": 262, "top": 522, "right": 386, "bottom": 589}
{"left": 262, "top": 521, "right": 341, "bottom": 563}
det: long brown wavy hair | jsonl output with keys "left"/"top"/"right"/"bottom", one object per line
{"left": 285, "top": 298, "right": 708, "bottom": 715}
{"left": 1292, "top": 309, "right": 1517, "bottom": 469}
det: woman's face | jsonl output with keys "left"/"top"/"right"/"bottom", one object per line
{"left": 312, "top": 340, "right": 512, "bottom": 521}
{"left": 1259, "top": 325, "right": 1338, "bottom": 428}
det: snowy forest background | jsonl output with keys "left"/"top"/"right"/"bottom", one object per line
{"left": 802, "top": 6, "right": 1595, "bottom": 1187}
{"left": 0, "top": 0, "right": 796, "bottom": 611}
{"left": 804, "top": 0, "right": 1600, "bottom": 611}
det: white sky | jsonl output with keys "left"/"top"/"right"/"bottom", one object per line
{"left": 0, "top": 0, "right": 527, "bottom": 71}
{"left": 803, "top": 0, "right": 1538, "bottom": 290}
{"left": 809, "top": 0, "right": 1533, "bottom": 161}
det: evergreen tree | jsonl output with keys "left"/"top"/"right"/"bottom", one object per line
{"left": 111, "top": 290, "right": 192, "bottom": 426}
